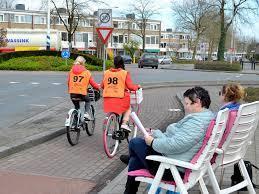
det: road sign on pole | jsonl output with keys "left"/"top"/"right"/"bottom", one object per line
{"left": 97, "top": 9, "right": 113, "bottom": 72}
{"left": 61, "top": 49, "right": 70, "bottom": 66}
{"left": 98, "top": 9, "right": 112, "bottom": 27}
{"left": 96, "top": 27, "right": 113, "bottom": 44}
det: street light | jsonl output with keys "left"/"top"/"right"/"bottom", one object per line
{"left": 46, "top": 0, "right": 51, "bottom": 51}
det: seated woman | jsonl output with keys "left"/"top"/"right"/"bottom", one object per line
{"left": 120, "top": 86, "right": 214, "bottom": 194}
{"left": 219, "top": 83, "right": 245, "bottom": 110}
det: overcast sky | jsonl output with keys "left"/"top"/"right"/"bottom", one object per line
{"left": 18, "top": 0, "right": 259, "bottom": 40}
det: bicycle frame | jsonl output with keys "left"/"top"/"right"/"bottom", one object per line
{"left": 65, "top": 101, "right": 85, "bottom": 128}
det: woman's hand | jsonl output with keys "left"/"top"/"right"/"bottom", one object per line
{"left": 145, "top": 135, "right": 154, "bottom": 146}
{"left": 145, "top": 128, "right": 152, "bottom": 135}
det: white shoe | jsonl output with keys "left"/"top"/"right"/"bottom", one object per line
{"left": 121, "top": 124, "right": 131, "bottom": 132}
{"left": 84, "top": 113, "right": 91, "bottom": 120}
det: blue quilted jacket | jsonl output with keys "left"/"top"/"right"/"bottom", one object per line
{"left": 152, "top": 108, "right": 214, "bottom": 163}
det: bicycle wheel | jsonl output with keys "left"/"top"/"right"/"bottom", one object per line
{"left": 103, "top": 113, "right": 119, "bottom": 158}
{"left": 86, "top": 105, "right": 95, "bottom": 136}
{"left": 66, "top": 110, "right": 80, "bottom": 146}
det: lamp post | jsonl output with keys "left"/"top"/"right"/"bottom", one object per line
{"left": 46, "top": 0, "right": 50, "bottom": 51}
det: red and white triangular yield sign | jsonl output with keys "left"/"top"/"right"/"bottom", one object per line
{"left": 96, "top": 27, "right": 113, "bottom": 44}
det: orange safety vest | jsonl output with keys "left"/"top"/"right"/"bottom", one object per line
{"left": 103, "top": 69, "right": 127, "bottom": 98}
{"left": 68, "top": 70, "right": 91, "bottom": 95}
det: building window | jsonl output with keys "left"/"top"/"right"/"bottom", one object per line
{"left": 75, "top": 33, "right": 83, "bottom": 42}
{"left": 151, "top": 36, "right": 155, "bottom": 44}
{"left": 124, "top": 35, "right": 128, "bottom": 43}
{"left": 0, "top": 15, "right": 3, "bottom": 22}
{"left": 34, "top": 16, "right": 46, "bottom": 24}
{"left": 113, "top": 21, "right": 118, "bottom": 28}
{"left": 119, "top": 35, "right": 123, "bottom": 43}
{"left": 155, "top": 36, "right": 159, "bottom": 44}
{"left": 132, "top": 23, "right": 136, "bottom": 29}
{"left": 118, "top": 22, "right": 125, "bottom": 29}
{"left": 25, "top": 15, "right": 32, "bottom": 23}
{"left": 61, "top": 32, "right": 68, "bottom": 41}
{"left": 113, "top": 35, "right": 118, "bottom": 43}
{"left": 146, "top": 37, "right": 151, "bottom": 44}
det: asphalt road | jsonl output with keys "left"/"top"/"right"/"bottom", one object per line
{"left": 0, "top": 64, "right": 259, "bottom": 128}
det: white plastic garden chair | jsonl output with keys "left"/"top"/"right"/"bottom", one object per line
{"left": 128, "top": 108, "right": 229, "bottom": 194}
{"left": 208, "top": 101, "right": 259, "bottom": 194}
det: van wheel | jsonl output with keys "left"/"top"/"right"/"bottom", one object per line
{"left": 155, "top": 66, "right": 158, "bottom": 69}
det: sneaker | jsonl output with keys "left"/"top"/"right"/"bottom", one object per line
{"left": 121, "top": 123, "right": 131, "bottom": 132}
{"left": 84, "top": 112, "right": 91, "bottom": 120}
{"left": 120, "top": 155, "right": 130, "bottom": 165}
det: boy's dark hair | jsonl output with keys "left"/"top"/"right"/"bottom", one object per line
{"left": 183, "top": 86, "right": 211, "bottom": 109}
{"left": 114, "top": 56, "right": 125, "bottom": 69}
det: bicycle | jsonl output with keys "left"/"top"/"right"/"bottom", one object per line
{"left": 103, "top": 88, "right": 143, "bottom": 158}
{"left": 65, "top": 88, "right": 100, "bottom": 146}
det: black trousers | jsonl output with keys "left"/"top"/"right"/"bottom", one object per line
{"left": 70, "top": 93, "right": 90, "bottom": 113}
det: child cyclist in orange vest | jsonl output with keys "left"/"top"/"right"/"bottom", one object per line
{"left": 68, "top": 56, "right": 100, "bottom": 120}
{"left": 101, "top": 55, "right": 141, "bottom": 132}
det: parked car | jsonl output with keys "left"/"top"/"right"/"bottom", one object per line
{"left": 121, "top": 55, "right": 132, "bottom": 64}
{"left": 138, "top": 53, "right": 159, "bottom": 69}
{"left": 158, "top": 55, "right": 172, "bottom": 64}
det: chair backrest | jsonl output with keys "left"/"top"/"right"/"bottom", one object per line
{"left": 184, "top": 108, "right": 229, "bottom": 187}
{"left": 218, "top": 110, "right": 238, "bottom": 148}
{"left": 219, "top": 101, "right": 259, "bottom": 166}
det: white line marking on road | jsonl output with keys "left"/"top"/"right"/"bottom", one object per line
{"left": 52, "top": 83, "right": 62, "bottom": 85}
{"left": 31, "top": 82, "right": 40, "bottom": 85}
{"left": 29, "top": 104, "right": 47, "bottom": 107}
{"left": 18, "top": 94, "right": 28, "bottom": 97}
{"left": 51, "top": 96, "right": 63, "bottom": 99}
{"left": 168, "top": 108, "right": 181, "bottom": 112}
{"left": 9, "top": 81, "right": 20, "bottom": 84}
{"left": 235, "top": 75, "right": 240, "bottom": 78}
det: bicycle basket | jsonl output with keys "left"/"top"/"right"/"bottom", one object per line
{"left": 94, "top": 90, "right": 101, "bottom": 101}
{"left": 130, "top": 88, "right": 143, "bottom": 104}
{"left": 88, "top": 88, "right": 95, "bottom": 101}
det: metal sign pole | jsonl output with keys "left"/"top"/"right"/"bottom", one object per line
{"left": 103, "top": 44, "right": 106, "bottom": 72}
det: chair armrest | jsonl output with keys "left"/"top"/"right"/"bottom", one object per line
{"left": 146, "top": 155, "right": 199, "bottom": 170}
{"left": 215, "top": 148, "right": 223, "bottom": 154}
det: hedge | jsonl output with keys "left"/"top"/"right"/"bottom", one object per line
{"left": 244, "top": 87, "right": 259, "bottom": 102}
{"left": 194, "top": 61, "right": 241, "bottom": 71}
{"left": 0, "top": 50, "right": 103, "bottom": 67}
{"left": 172, "top": 59, "right": 195, "bottom": 64}
{"left": 0, "top": 55, "right": 113, "bottom": 71}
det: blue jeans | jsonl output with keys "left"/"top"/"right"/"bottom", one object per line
{"left": 128, "top": 137, "right": 184, "bottom": 181}
{"left": 128, "top": 137, "right": 149, "bottom": 172}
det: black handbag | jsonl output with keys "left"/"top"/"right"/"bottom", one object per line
{"left": 231, "top": 160, "right": 259, "bottom": 191}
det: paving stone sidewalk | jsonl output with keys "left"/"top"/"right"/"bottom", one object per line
{"left": 0, "top": 86, "right": 193, "bottom": 194}
{"left": 99, "top": 87, "right": 259, "bottom": 194}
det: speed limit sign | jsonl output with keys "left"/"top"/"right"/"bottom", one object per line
{"left": 98, "top": 9, "right": 112, "bottom": 27}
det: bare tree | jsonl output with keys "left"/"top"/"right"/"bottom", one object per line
{"left": 172, "top": 0, "right": 215, "bottom": 59}
{"left": 202, "top": 12, "right": 221, "bottom": 60}
{"left": 0, "top": 0, "right": 15, "bottom": 8}
{"left": 50, "top": 0, "right": 104, "bottom": 51}
{"left": 213, "top": 0, "right": 259, "bottom": 61}
{"left": 0, "top": 28, "right": 7, "bottom": 47}
{"left": 128, "top": 0, "right": 158, "bottom": 52}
